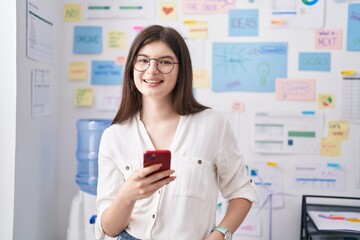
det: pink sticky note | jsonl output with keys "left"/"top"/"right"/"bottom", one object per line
{"left": 232, "top": 101, "right": 245, "bottom": 112}
{"left": 276, "top": 78, "right": 316, "bottom": 101}
{"left": 315, "top": 29, "right": 342, "bottom": 50}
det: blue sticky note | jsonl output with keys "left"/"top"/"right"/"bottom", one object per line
{"left": 229, "top": 9, "right": 259, "bottom": 37}
{"left": 91, "top": 61, "right": 122, "bottom": 85}
{"left": 74, "top": 26, "right": 102, "bottom": 54}
{"left": 212, "top": 42, "right": 288, "bottom": 92}
{"left": 299, "top": 52, "right": 331, "bottom": 72}
{"left": 347, "top": 4, "right": 360, "bottom": 51}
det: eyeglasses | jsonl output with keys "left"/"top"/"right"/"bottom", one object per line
{"left": 134, "top": 55, "right": 179, "bottom": 74}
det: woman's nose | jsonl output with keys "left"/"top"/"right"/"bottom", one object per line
{"left": 147, "top": 59, "right": 159, "bottom": 73}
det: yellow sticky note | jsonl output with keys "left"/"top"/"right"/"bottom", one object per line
{"left": 75, "top": 88, "right": 93, "bottom": 107}
{"left": 193, "top": 69, "right": 209, "bottom": 88}
{"left": 321, "top": 137, "right": 341, "bottom": 156}
{"left": 64, "top": 4, "right": 82, "bottom": 22}
{"left": 318, "top": 94, "right": 335, "bottom": 109}
{"left": 328, "top": 121, "right": 349, "bottom": 140}
{"left": 189, "top": 21, "right": 208, "bottom": 39}
{"left": 159, "top": 2, "right": 177, "bottom": 20}
{"left": 108, "top": 32, "right": 126, "bottom": 49}
{"left": 69, "top": 62, "right": 87, "bottom": 81}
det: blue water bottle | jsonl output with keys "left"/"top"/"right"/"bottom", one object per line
{"left": 76, "top": 119, "right": 112, "bottom": 195}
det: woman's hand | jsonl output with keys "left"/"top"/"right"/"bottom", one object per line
{"left": 122, "top": 164, "right": 176, "bottom": 202}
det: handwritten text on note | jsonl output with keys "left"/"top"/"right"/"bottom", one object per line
{"left": 183, "top": 0, "right": 236, "bottom": 14}
{"left": 315, "top": 29, "right": 342, "bottom": 50}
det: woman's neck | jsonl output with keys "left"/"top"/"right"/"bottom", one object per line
{"left": 140, "top": 96, "right": 178, "bottom": 123}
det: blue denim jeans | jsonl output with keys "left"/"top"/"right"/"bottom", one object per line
{"left": 117, "top": 230, "right": 141, "bottom": 240}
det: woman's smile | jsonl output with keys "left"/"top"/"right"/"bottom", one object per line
{"left": 143, "top": 78, "right": 163, "bottom": 85}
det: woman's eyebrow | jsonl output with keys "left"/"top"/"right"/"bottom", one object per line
{"left": 137, "top": 53, "right": 176, "bottom": 59}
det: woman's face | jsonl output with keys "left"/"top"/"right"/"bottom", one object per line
{"left": 133, "top": 40, "right": 179, "bottom": 102}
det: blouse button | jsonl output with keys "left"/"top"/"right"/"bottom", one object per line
{"left": 198, "top": 160, "right": 202, "bottom": 164}
{"left": 125, "top": 166, "right": 130, "bottom": 170}
{"left": 152, "top": 214, "right": 156, "bottom": 219}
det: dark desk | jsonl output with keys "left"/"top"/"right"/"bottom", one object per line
{"left": 301, "top": 195, "right": 360, "bottom": 240}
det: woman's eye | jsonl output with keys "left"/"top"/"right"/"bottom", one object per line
{"left": 159, "top": 59, "right": 173, "bottom": 65}
{"left": 139, "top": 58, "right": 149, "bottom": 63}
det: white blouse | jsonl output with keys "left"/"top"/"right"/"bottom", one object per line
{"left": 95, "top": 109, "right": 258, "bottom": 240}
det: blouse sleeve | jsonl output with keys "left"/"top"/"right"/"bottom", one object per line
{"left": 95, "top": 128, "right": 125, "bottom": 239}
{"left": 216, "top": 119, "right": 258, "bottom": 203}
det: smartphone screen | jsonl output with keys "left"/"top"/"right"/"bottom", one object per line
{"left": 143, "top": 150, "right": 171, "bottom": 175}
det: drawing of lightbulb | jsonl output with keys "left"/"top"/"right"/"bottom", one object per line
{"left": 257, "top": 62, "right": 270, "bottom": 86}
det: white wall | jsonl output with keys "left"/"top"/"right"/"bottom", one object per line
{"left": 12, "top": 0, "right": 62, "bottom": 239}
{"left": 0, "top": 1, "right": 17, "bottom": 240}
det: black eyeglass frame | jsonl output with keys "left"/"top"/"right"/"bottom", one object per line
{"left": 133, "top": 55, "right": 180, "bottom": 74}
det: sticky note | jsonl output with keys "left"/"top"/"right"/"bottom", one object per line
{"left": 75, "top": 88, "right": 93, "bottom": 107}
{"left": 116, "top": 55, "right": 127, "bottom": 65}
{"left": 193, "top": 69, "right": 209, "bottom": 88}
{"left": 183, "top": 0, "right": 236, "bottom": 14}
{"left": 328, "top": 121, "right": 349, "bottom": 140}
{"left": 347, "top": 4, "right": 360, "bottom": 51}
{"left": 108, "top": 32, "right": 126, "bottom": 49}
{"left": 232, "top": 101, "right": 245, "bottom": 112}
{"left": 315, "top": 29, "right": 342, "bottom": 50}
{"left": 160, "top": 2, "right": 177, "bottom": 20}
{"left": 318, "top": 94, "right": 335, "bottom": 109}
{"left": 299, "top": 52, "right": 331, "bottom": 72}
{"left": 64, "top": 4, "right": 82, "bottom": 22}
{"left": 276, "top": 78, "right": 316, "bottom": 101}
{"left": 229, "top": 9, "right": 259, "bottom": 37}
{"left": 73, "top": 26, "right": 102, "bottom": 54}
{"left": 69, "top": 62, "right": 87, "bottom": 81}
{"left": 188, "top": 21, "right": 208, "bottom": 39}
{"left": 321, "top": 137, "right": 341, "bottom": 156}
{"left": 91, "top": 61, "right": 122, "bottom": 85}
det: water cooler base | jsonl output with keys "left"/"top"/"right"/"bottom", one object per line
{"left": 67, "top": 190, "right": 97, "bottom": 240}
{"left": 67, "top": 190, "right": 116, "bottom": 240}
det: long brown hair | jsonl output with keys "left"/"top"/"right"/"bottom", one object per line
{"left": 112, "top": 25, "right": 209, "bottom": 124}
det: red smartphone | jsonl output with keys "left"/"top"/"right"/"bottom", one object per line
{"left": 143, "top": 150, "right": 171, "bottom": 175}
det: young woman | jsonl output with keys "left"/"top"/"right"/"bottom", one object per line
{"left": 95, "top": 25, "right": 258, "bottom": 240}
